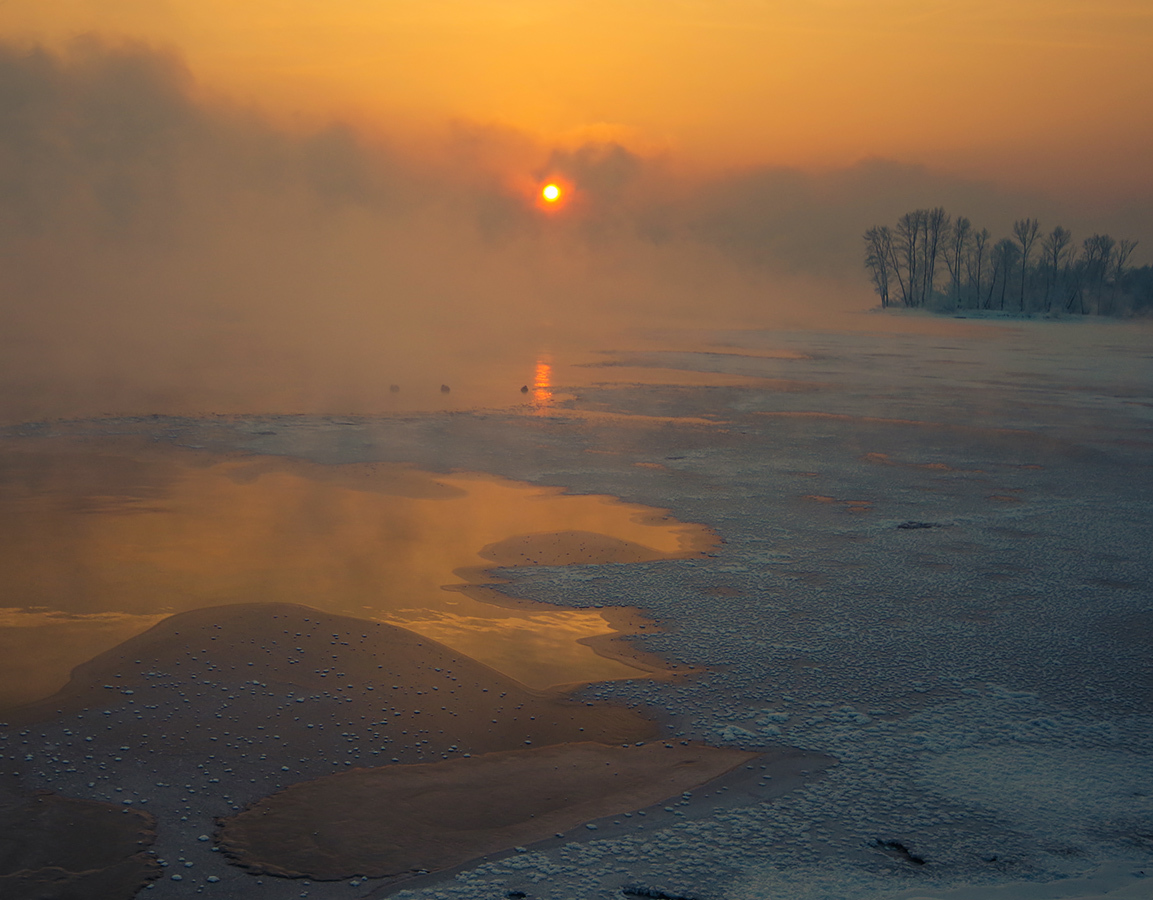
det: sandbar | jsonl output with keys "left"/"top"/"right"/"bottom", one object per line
{"left": 218, "top": 741, "right": 757, "bottom": 880}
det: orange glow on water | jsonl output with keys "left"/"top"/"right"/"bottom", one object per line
{"left": 0, "top": 440, "right": 718, "bottom": 703}
{"left": 533, "top": 357, "right": 553, "bottom": 412}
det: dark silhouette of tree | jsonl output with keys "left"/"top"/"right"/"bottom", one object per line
{"left": 890, "top": 207, "right": 949, "bottom": 306}
{"left": 1012, "top": 218, "right": 1040, "bottom": 311}
{"left": 862, "top": 210, "right": 1141, "bottom": 316}
{"left": 965, "top": 227, "right": 989, "bottom": 310}
{"left": 1124, "top": 265, "right": 1153, "bottom": 314}
{"left": 989, "top": 239, "right": 1019, "bottom": 310}
{"left": 863, "top": 226, "right": 895, "bottom": 308}
{"left": 1114, "top": 239, "right": 1138, "bottom": 288}
{"left": 1041, "top": 226, "right": 1073, "bottom": 312}
{"left": 921, "top": 207, "right": 949, "bottom": 307}
{"left": 894, "top": 211, "right": 923, "bottom": 307}
{"left": 942, "top": 216, "right": 971, "bottom": 308}
{"left": 1081, "top": 234, "right": 1116, "bottom": 313}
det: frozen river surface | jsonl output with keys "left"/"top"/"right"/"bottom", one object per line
{"left": 5, "top": 317, "right": 1152, "bottom": 899}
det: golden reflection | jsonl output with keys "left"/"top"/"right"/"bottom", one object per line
{"left": 391, "top": 609, "right": 635, "bottom": 689}
{"left": 0, "top": 439, "right": 716, "bottom": 706}
{"left": 0, "top": 609, "right": 168, "bottom": 709}
{"left": 532, "top": 356, "right": 553, "bottom": 412}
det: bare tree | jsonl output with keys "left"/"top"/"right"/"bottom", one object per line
{"left": 1064, "top": 244, "right": 1087, "bottom": 314}
{"left": 1110, "top": 238, "right": 1139, "bottom": 312}
{"left": 860, "top": 211, "right": 1138, "bottom": 318}
{"left": 990, "top": 238, "right": 1019, "bottom": 310}
{"left": 1040, "top": 226, "right": 1073, "bottom": 312}
{"left": 1012, "top": 218, "right": 1040, "bottom": 311}
{"left": 883, "top": 230, "right": 910, "bottom": 308}
{"left": 943, "top": 216, "right": 971, "bottom": 308}
{"left": 966, "top": 227, "right": 989, "bottom": 309}
{"left": 921, "top": 207, "right": 949, "bottom": 306}
{"left": 1082, "top": 234, "right": 1116, "bottom": 312}
{"left": 895, "top": 210, "right": 924, "bottom": 307}
{"left": 864, "top": 226, "right": 895, "bottom": 308}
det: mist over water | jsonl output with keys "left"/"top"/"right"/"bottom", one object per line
{"left": 2, "top": 39, "right": 1147, "bottom": 424}
{"left": 0, "top": 439, "right": 715, "bottom": 705}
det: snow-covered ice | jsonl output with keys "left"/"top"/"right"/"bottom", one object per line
{"left": 3, "top": 318, "right": 1150, "bottom": 899}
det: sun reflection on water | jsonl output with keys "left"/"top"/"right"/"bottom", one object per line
{"left": 532, "top": 356, "right": 553, "bottom": 412}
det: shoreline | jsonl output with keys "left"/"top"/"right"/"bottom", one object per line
{"left": 871, "top": 304, "right": 1153, "bottom": 323}
{"left": 0, "top": 435, "right": 721, "bottom": 710}
{"left": 0, "top": 601, "right": 825, "bottom": 896}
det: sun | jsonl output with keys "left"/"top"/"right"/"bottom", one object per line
{"left": 533, "top": 178, "right": 570, "bottom": 212}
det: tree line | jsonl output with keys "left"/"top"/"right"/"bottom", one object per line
{"left": 864, "top": 208, "right": 1150, "bottom": 315}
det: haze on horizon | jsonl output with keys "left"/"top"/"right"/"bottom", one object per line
{"left": 4, "top": 1, "right": 1151, "bottom": 195}
{"left": 0, "top": 2, "right": 1150, "bottom": 422}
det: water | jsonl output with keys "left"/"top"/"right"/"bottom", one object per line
{"left": 0, "top": 439, "right": 714, "bottom": 706}
{"left": 1, "top": 316, "right": 1151, "bottom": 899}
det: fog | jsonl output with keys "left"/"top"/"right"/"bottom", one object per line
{"left": 1, "top": 39, "right": 1147, "bottom": 423}
{"left": 3, "top": 37, "right": 1153, "bottom": 900}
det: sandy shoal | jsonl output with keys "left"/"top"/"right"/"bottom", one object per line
{"left": 3, "top": 602, "right": 771, "bottom": 889}
{"left": 3, "top": 602, "right": 658, "bottom": 758}
{"left": 218, "top": 741, "right": 757, "bottom": 880}
{"left": 0, "top": 785, "right": 158, "bottom": 900}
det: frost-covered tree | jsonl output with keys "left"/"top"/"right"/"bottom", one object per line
{"left": 1012, "top": 218, "right": 1040, "bottom": 311}
{"left": 921, "top": 207, "right": 949, "bottom": 307}
{"left": 989, "top": 238, "right": 1020, "bottom": 310}
{"left": 1041, "top": 226, "right": 1073, "bottom": 312}
{"left": 881, "top": 207, "right": 950, "bottom": 307}
{"left": 1111, "top": 239, "right": 1139, "bottom": 312}
{"left": 893, "top": 211, "right": 924, "bottom": 307}
{"left": 863, "top": 226, "right": 896, "bottom": 308}
{"left": 966, "top": 227, "right": 990, "bottom": 309}
{"left": 1081, "top": 234, "right": 1116, "bottom": 313}
{"left": 862, "top": 212, "right": 1139, "bottom": 315}
{"left": 943, "top": 216, "right": 972, "bottom": 308}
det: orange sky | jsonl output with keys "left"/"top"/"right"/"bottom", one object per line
{"left": 2, "top": 1, "right": 1151, "bottom": 190}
